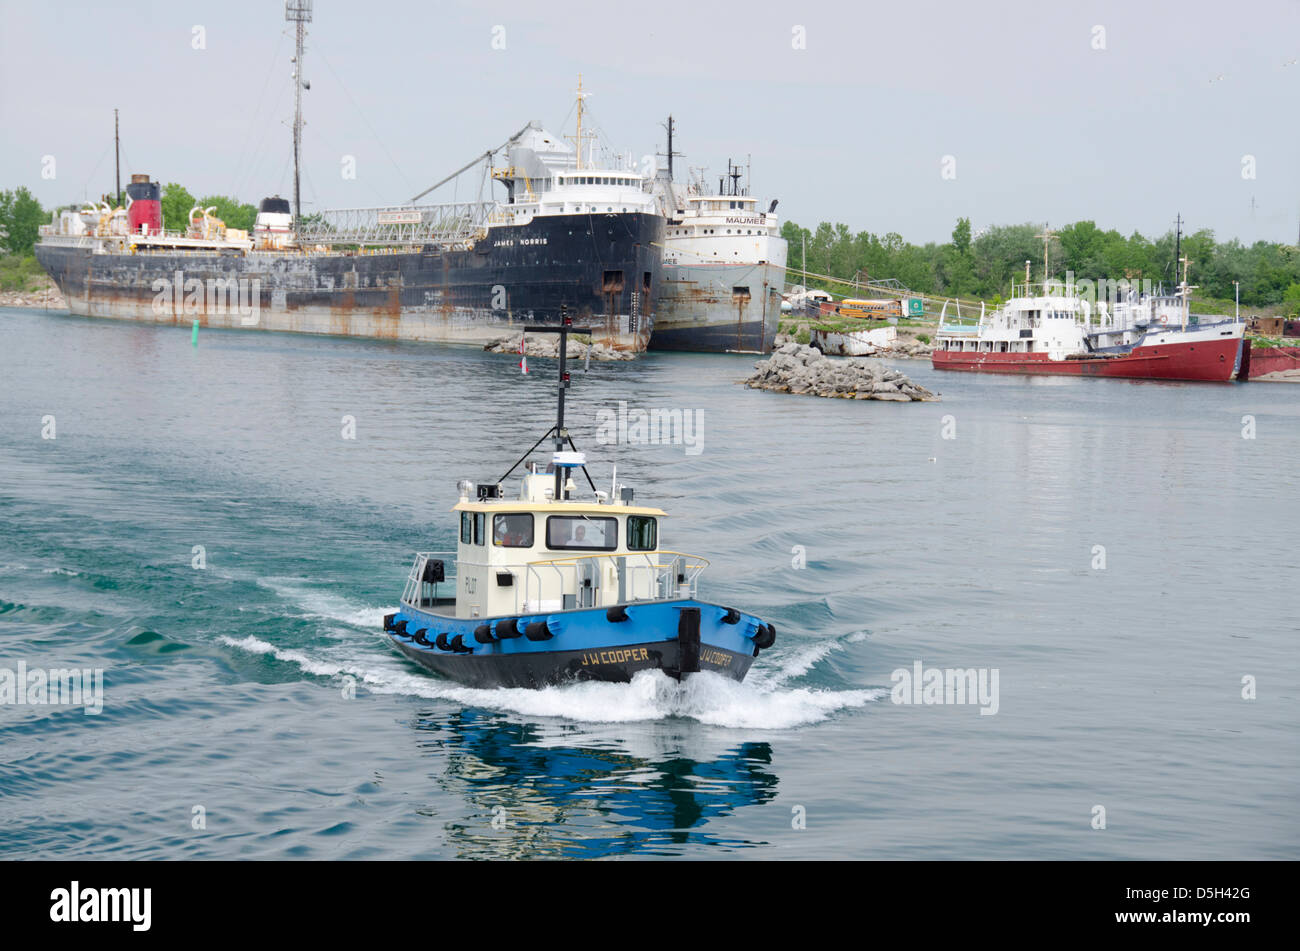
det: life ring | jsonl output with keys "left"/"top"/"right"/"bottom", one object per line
{"left": 1159, "top": 315, "right": 1168, "bottom": 326}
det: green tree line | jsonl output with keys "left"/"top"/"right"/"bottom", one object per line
{"left": 781, "top": 218, "right": 1300, "bottom": 309}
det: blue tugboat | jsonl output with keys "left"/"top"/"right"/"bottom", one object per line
{"left": 382, "top": 312, "right": 776, "bottom": 688}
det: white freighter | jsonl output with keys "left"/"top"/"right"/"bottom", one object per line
{"left": 650, "top": 132, "right": 787, "bottom": 353}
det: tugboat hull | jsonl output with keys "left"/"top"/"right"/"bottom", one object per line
{"left": 384, "top": 599, "right": 769, "bottom": 689}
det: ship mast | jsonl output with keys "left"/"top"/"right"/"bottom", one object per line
{"left": 1034, "top": 226, "right": 1056, "bottom": 284}
{"left": 570, "top": 74, "right": 592, "bottom": 171}
{"left": 114, "top": 108, "right": 121, "bottom": 208}
{"left": 666, "top": 115, "right": 675, "bottom": 179}
{"left": 1179, "top": 256, "right": 1195, "bottom": 331}
{"left": 286, "top": 0, "right": 312, "bottom": 230}
{"left": 1172, "top": 212, "right": 1182, "bottom": 295}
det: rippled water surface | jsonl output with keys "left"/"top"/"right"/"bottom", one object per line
{"left": 1, "top": 307, "right": 1296, "bottom": 859}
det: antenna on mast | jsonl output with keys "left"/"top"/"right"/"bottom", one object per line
{"left": 285, "top": 0, "right": 312, "bottom": 231}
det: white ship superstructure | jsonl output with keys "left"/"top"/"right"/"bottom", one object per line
{"left": 650, "top": 141, "right": 788, "bottom": 353}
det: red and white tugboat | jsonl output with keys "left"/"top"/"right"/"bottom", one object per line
{"left": 933, "top": 260, "right": 1244, "bottom": 382}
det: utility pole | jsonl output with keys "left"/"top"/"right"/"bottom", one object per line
{"left": 286, "top": 0, "right": 312, "bottom": 230}
{"left": 114, "top": 108, "right": 121, "bottom": 208}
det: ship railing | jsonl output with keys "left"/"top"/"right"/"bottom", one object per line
{"left": 1011, "top": 281, "right": 1086, "bottom": 299}
{"left": 298, "top": 200, "right": 501, "bottom": 247}
{"left": 401, "top": 551, "right": 459, "bottom": 609}
{"left": 521, "top": 550, "right": 709, "bottom": 613}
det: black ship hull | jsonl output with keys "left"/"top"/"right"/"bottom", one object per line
{"left": 35, "top": 212, "right": 664, "bottom": 351}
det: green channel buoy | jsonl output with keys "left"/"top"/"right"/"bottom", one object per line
{"left": 191, "top": 320, "right": 199, "bottom": 346}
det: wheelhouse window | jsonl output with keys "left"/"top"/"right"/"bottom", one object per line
{"left": 546, "top": 515, "right": 617, "bottom": 551}
{"left": 493, "top": 513, "right": 534, "bottom": 548}
{"left": 474, "top": 512, "right": 485, "bottom": 545}
{"left": 627, "top": 516, "right": 656, "bottom": 551}
{"left": 460, "top": 512, "right": 472, "bottom": 544}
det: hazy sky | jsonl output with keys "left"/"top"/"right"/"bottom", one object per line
{"left": 2, "top": 0, "right": 1296, "bottom": 246}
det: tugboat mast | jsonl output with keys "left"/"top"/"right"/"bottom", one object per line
{"left": 494, "top": 305, "right": 598, "bottom": 500}
{"left": 553, "top": 310, "right": 572, "bottom": 500}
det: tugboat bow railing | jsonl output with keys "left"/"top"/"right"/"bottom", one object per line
{"left": 402, "top": 551, "right": 458, "bottom": 608}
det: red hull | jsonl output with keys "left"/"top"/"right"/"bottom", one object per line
{"left": 1244, "top": 346, "right": 1300, "bottom": 382}
{"left": 931, "top": 337, "right": 1241, "bottom": 382}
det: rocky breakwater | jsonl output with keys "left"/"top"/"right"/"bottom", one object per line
{"left": 484, "top": 333, "right": 636, "bottom": 362}
{"left": 1, "top": 288, "right": 66, "bottom": 309}
{"left": 745, "top": 342, "right": 939, "bottom": 401}
{"left": 775, "top": 331, "right": 934, "bottom": 359}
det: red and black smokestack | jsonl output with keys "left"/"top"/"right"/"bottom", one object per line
{"left": 125, "top": 174, "right": 162, "bottom": 235}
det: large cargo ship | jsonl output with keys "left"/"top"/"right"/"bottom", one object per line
{"left": 34, "top": 9, "right": 662, "bottom": 350}
{"left": 649, "top": 127, "right": 787, "bottom": 353}
{"left": 36, "top": 129, "right": 663, "bottom": 350}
